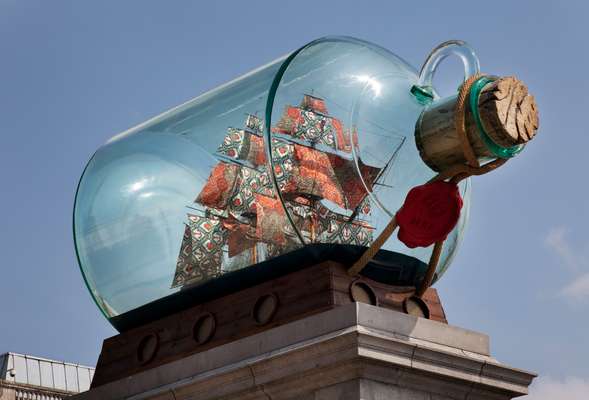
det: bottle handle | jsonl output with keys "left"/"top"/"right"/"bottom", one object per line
{"left": 413, "top": 40, "right": 480, "bottom": 102}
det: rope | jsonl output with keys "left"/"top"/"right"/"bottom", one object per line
{"left": 415, "top": 240, "right": 444, "bottom": 297}
{"left": 347, "top": 217, "right": 398, "bottom": 277}
{"left": 455, "top": 74, "right": 483, "bottom": 168}
{"left": 347, "top": 74, "right": 508, "bottom": 299}
{"left": 429, "top": 157, "right": 507, "bottom": 184}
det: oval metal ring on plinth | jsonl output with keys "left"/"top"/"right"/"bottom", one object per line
{"left": 252, "top": 293, "right": 279, "bottom": 326}
{"left": 136, "top": 333, "right": 159, "bottom": 365}
{"left": 193, "top": 312, "right": 216, "bottom": 345}
{"left": 349, "top": 281, "right": 378, "bottom": 306}
{"left": 403, "top": 296, "right": 431, "bottom": 319}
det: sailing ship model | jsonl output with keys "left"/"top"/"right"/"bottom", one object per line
{"left": 172, "top": 95, "right": 396, "bottom": 289}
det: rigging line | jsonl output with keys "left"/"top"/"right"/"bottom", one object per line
{"left": 370, "top": 152, "right": 399, "bottom": 196}
{"left": 356, "top": 138, "right": 403, "bottom": 218}
{"left": 185, "top": 205, "right": 204, "bottom": 213}
{"left": 361, "top": 149, "right": 387, "bottom": 164}
{"left": 373, "top": 182, "right": 394, "bottom": 188}
{"left": 292, "top": 97, "right": 400, "bottom": 141}
{"left": 346, "top": 136, "right": 403, "bottom": 222}
{"left": 375, "top": 135, "right": 405, "bottom": 179}
{"left": 307, "top": 89, "right": 407, "bottom": 139}
{"left": 346, "top": 199, "right": 367, "bottom": 223}
{"left": 358, "top": 129, "right": 406, "bottom": 140}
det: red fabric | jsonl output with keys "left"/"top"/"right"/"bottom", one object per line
{"left": 287, "top": 106, "right": 304, "bottom": 122}
{"left": 331, "top": 118, "right": 348, "bottom": 152}
{"left": 284, "top": 145, "right": 345, "bottom": 207}
{"left": 293, "top": 145, "right": 334, "bottom": 178}
{"left": 247, "top": 134, "right": 267, "bottom": 167}
{"left": 328, "top": 154, "right": 380, "bottom": 209}
{"left": 301, "top": 95, "right": 328, "bottom": 114}
{"left": 272, "top": 107, "right": 300, "bottom": 136}
{"left": 254, "top": 194, "right": 288, "bottom": 245}
{"left": 225, "top": 221, "right": 256, "bottom": 257}
{"left": 273, "top": 106, "right": 350, "bottom": 154}
{"left": 279, "top": 145, "right": 382, "bottom": 211}
{"left": 196, "top": 163, "right": 239, "bottom": 209}
{"left": 395, "top": 181, "right": 463, "bottom": 248}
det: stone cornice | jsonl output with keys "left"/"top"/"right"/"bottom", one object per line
{"left": 72, "top": 303, "right": 535, "bottom": 400}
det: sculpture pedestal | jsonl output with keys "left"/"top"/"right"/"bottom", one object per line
{"left": 73, "top": 303, "right": 535, "bottom": 400}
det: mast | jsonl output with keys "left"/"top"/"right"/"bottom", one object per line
{"left": 173, "top": 94, "right": 393, "bottom": 289}
{"left": 272, "top": 95, "right": 381, "bottom": 209}
{"left": 172, "top": 114, "right": 291, "bottom": 288}
{"left": 268, "top": 94, "right": 382, "bottom": 246}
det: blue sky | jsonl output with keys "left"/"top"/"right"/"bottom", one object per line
{"left": 0, "top": 1, "right": 587, "bottom": 398}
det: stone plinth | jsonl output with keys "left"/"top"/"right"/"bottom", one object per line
{"left": 73, "top": 303, "right": 535, "bottom": 400}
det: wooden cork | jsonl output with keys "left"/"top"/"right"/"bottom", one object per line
{"left": 415, "top": 76, "right": 539, "bottom": 171}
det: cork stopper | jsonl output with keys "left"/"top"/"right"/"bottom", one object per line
{"left": 478, "top": 76, "right": 539, "bottom": 147}
{"left": 415, "top": 76, "right": 540, "bottom": 172}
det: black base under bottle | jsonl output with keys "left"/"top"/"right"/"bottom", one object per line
{"left": 110, "top": 244, "right": 428, "bottom": 332}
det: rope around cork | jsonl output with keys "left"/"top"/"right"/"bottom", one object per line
{"left": 347, "top": 74, "right": 539, "bottom": 298}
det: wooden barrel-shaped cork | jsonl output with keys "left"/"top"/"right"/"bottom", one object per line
{"left": 415, "top": 76, "right": 539, "bottom": 171}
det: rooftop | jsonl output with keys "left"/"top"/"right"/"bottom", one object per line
{"left": 0, "top": 352, "right": 95, "bottom": 394}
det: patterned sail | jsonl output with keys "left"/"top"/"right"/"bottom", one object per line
{"left": 171, "top": 214, "right": 227, "bottom": 288}
{"left": 274, "top": 96, "right": 349, "bottom": 153}
{"left": 172, "top": 96, "right": 390, "bottom": 289}
{"left": 273, "top": 95, "right": 381, "bottom": 209}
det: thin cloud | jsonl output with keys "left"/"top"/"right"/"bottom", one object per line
{"left": 561, "top": 273, "right": 589, "bottom": 303}
{"left": 544, "top": 227, "right": 580, "bottom": 272}
{"left": 528, "top": 376, "right": 589, "bottom": 400}
{"left": 544, "top": 227, "right": 589, "bottom": 303}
